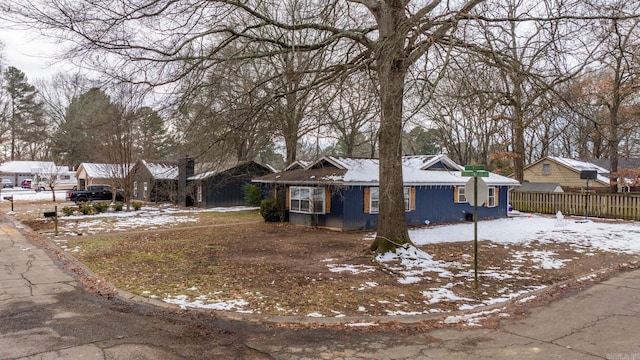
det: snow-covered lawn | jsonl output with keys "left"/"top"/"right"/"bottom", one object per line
{"left": 13, "top": 189, "right": 639, "bottom": 327}
{"left": 161, "top": 214, "right": 640, "bottom": 326}
{"left": 324, "top": 215, "right": 640, "bottom": 324}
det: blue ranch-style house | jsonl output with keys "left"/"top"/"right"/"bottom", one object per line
{"left": 253, "top": 155, "right": 520, "bottom": 231}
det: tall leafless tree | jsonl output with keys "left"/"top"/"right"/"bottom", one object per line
{"left": 465, "top": 0, "right": 593, "bottom": 182}
{"left": 320, "top": 71, "right": 380, "bottom": 157}
{"left": 581, "top": 2, "right": 640, "bottom": 192}
{"left": 7, "top": 0, "right": 637, "bottom": 252}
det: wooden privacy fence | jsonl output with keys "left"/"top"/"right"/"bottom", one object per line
{"left": 510, "top": 191, "right": 640, "bottom": 220}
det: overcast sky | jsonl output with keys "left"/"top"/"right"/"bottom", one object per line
{"left": 0, "top": 26, "right": 72, "bottom": 81}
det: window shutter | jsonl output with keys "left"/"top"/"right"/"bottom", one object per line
{"left": 325, "top": 188, "right": 331, "bottom": 213}
{"left": 410, "top": 187, "right": 416, "bottom": 211}
{"left": 364, "top": 187, "right": 370, "bottom": 213}
{"left": 285, "top": 187, "right": 290, "bottom": 209}
{"left": 495, "top": 187, "right": 499, "bottom": 207}
{"left": 454, "top": 186, "right": 458, "bottom": 203}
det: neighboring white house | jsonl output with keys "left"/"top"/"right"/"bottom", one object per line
{"left": 0, "top": 161, "right": 56, "bottom": 188}
{"left": 75, "top": 163, "right": 131, "bottom": 189}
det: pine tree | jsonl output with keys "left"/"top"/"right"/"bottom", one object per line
{"left": 2, "top": 66, "right": 43, "bottom": 160}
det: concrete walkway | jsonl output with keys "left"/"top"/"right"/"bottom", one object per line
{"left": 1, "top": 216, "right": 639, "bottom": 359}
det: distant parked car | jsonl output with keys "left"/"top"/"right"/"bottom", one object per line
{"left": 66, "top": 184, "right": 123, "bottom": 203}
{"left": 1, "top": 179, "right": 12, "bottom": 188}
{"left": 21, "top": 179, "right": 32, "bottom": 189}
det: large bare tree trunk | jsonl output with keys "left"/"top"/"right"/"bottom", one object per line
{"left": 609, "top": 99, "right": 620, "bottom": 194}
{"left": 369, "top": 2, "right": 413, "bottom": 253}
{"left": 512, "top": 111, "right": 526, "bottom": 183}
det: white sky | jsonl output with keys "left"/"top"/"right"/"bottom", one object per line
{"left": 0, "top": 26, "right": 72, "bottom": 81}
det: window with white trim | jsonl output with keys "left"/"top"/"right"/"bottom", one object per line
{"left": 368, "top": 187, "right": 411, "bottom": 213}
{"left": 290, "top": 186, "right": 325, "bottom": 214}
{"left": 133, "top": 181, "right": 138, "bottom": 197}
{"left": 370, "top": 187, "right": 380, "bottom": 213}
{"left": 542, "top": 163, "right": 551, "bottom": 175}
{"left": 143, "top": 182, "right": 148, "bottom": 199}
{"left": 197, "top": 183, "right": 203, "bottom": 202}
{"left": 487, "top": 187, "right": 497, "bottom": 207}
{"left": 456, "top": 186, "right": 466, "bottom": 203}
{"left": 403, "top": 187, "right": 411, "bottom": 211}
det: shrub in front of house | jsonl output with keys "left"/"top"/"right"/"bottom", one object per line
{"left": 62, "top": 206, "right": 75, "bottom": 217}
{"left": 79, "top": 203, "right": 93, "bottom": 215}
{"left": 113, "top": 202, "right": 123, "bottom": 211}
{"left": 259, "top": 198, "right": 280, "bottom": 222}
{"left": 93, "top": 202, "right": 109, "bottom": 213}
{"left": 132, "top": 201, "right": 142, "bottom": 211}
{"left": 243, "top": 184, "right": 262, "bottom": 207}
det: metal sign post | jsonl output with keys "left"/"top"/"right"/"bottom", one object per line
{"left": 580, "top": 170, "right": 597, "bottom": 220}
{"left": 462, "top": 165, "right": 489, "bottom": 290}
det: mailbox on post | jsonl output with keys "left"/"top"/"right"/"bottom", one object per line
{"left": 43, "top": 206, "right": 59, "bottom": 236}
{"left": 3, "top": 195, "right": 13, "bottom": 211}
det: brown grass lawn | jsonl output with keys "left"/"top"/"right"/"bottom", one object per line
{"left": 11, "top": 199, "right": 640, "bottom": 326}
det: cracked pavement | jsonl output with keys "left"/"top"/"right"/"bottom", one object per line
{"left": 1, "top": 215, "right": 639, "bottom": 359}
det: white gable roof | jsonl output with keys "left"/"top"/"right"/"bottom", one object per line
{"left": 0, "top": 161, "right": 56, "bottom": 174}
{"left": 284, "top": 160, "right": 312, "bottom": 171}
{"left": 79, "top": 163, "right": 130, "bottom": 178}
{"left": 312, "top": 155, "right": 519, "bottom": 186}
{"left": 142, "top": 160, "right": 178, "bottom": 180}
{"left": 548, "top": 157, "right": 610, "bottom": 184}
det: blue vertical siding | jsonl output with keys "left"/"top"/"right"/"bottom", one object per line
{"left": 406, "top": 186, "right": 508, "bottom": 226}
{"left": 286, "top": 185, "right": 512, "bottom": 231}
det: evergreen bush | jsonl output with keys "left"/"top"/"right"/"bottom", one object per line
{"left": 243, "top": 184, "right": 262, "bottom": 207}
{"left": 93, "top": 202, "right": 109, "bottom": 213}
{"left": 259, "top": 198, "right": 280, "bottom": 222}
{"left": 79, "top": 203, "right": 93, "bottom": 215}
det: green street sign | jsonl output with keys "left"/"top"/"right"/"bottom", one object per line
{"left": 461, "top": 170, "right": 489, "bottom": 177}
{"left": 464, "top": 165, "right": 485, "bottom": 171}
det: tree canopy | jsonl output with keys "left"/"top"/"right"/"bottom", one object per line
{"left": 2, "top": 0, "right": 640, "bottom": 252}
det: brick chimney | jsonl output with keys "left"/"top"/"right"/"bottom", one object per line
{"left": 178, "top": 156, "right": 195, "bottom": 206}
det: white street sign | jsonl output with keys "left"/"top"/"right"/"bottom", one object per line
{"left": 465, "top": 177, "right": 489, "bottom": 206}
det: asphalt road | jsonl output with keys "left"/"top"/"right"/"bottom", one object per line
{"left": 2, "top": 214, "right": 640, "bottom": 359}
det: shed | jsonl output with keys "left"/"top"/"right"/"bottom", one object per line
{"left": 516, "top": 182, "right": 564, "bottom": 193}
{"left": 189, "top": 161, "right": 274, "bottom": 208}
